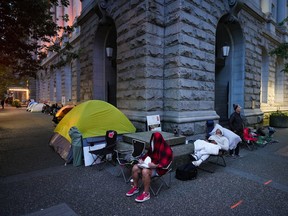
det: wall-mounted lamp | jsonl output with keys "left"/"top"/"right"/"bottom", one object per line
{"left": 106, "top": 47, "right": 113, "bottom": 59}
{"left": 222, "top": 45, "right": 230, "bottom": 57}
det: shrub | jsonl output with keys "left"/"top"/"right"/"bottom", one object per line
{"left": 12, "top": 99, "right": 22, "bottom": 108}
{"left": 270, "top": 110, "right": 288, "bottom": 117}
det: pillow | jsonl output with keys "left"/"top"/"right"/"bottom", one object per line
{"left": 210, "top": 124, "right": 241, "bottom": 150}
{"left": 209, "top": 123, "right": 223, "bottom": 135}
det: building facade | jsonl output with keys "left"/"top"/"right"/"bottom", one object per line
{"left": 35, "top": 0, "right": 288, "bottom": 140}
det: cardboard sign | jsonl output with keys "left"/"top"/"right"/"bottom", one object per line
{"left": 61, "top": 96, "right": 66, "bottom": 106}
{"left": 147, "top": 115, "right": 161, "bottom": 131}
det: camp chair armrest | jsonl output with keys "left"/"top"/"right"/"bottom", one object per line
{"left": 114, "top": 149, "right": 133, "bottom": 154}
{"left": 115, "top": 149, "right": 141, "bottom": 165}
{"left": 114, "top": 149, "right": 133, "bottom": 158}
{"left": 104, "top": 143, "right": 117, "bottom": 151}
{"left": 159, "top": 167, "right": 172, "bottom": 172}
{"left": 158, "top": 161, "right": 173, "bottom": 171}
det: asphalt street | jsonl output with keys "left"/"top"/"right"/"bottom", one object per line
{"left": 0, "top": 106, "right": 288, "bottom": 216}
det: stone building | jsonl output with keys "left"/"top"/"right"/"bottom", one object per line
{"left": 35, "top": 0, "right": 288, "bottom": 140}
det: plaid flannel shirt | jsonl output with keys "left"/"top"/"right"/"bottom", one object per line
{"left": 142, "top": 132, "right": 173, "bottom": 176}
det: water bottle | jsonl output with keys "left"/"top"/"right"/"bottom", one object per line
{"left": 174, "top": 126, "right": 179, "bottom": 137}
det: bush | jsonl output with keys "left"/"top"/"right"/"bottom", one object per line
{"left": 12, "top": 99, "right": 22, "bottom": 108}
{"left": 270, "top": 110, "right": 288, "bottom": 117}
{"left": 270, "top": 111, "right": 288, "bottom": 128}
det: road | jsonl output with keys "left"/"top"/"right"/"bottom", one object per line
{"left": 0, "top": 106, "right": 288, "bottom": 216}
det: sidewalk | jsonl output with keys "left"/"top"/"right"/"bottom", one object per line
{"left": 0, "top": 107, "right": 288, "bottom": 216}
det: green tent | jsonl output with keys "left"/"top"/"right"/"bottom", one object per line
{"left": 55, "top": 100, "right": 136, "bottom": 142}
{"left": 50, "top": 100, "right": 136, "bottom": 162}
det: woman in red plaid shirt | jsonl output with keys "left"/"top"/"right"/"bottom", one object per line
{"left": 126, "top": 132, "right": 173, "bottom": 202}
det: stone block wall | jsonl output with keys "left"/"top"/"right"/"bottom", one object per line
{"left": 116, "top": 0, "right": 165, "bottom": 114}
{"left": 36, "top": 0, "right": 288, "bottom": 140}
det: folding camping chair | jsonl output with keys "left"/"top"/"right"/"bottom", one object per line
{"left": 208, "top": 121, "right": 226, "bottom": 165}
{"left": 138, "top": 159, "right": 173, "bottom": 196}
{"left": 196, "top": 149, "right": 227, "bottom": 173}
{"left": 197, "top": 121, "right": 227, "bottom": 173}
{"left": 149, "top": 160, "right": 173, "bottom": 196}
{"left": 89, "top": 130, "right": 118, "bottom": 170}
{"left": 256, "top": 126, "right": 278, "bottom": 146}
{"left": 243, "top": 128, "right": 257, "bottom": 151}
{"left": 115, "top": 139, "right": 146, "bottom": 183}
{"left": 199, "top": 150, "right": 227, "bottom": 173}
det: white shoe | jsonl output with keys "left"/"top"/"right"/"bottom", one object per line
{"left": 192, "top": 159, "right": 202, "bottom": 166}
{"left": 189, "top": 154, "right": 198, "bottom": 161}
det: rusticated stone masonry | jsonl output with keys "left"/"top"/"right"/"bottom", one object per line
{"left": 36, "top": 0, "right": 288, "bottom": 140}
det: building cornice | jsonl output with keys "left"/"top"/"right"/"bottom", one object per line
{"left": 77, "top": 0, "right": 98, "bottom": 26}
{"left": 262, "top": 30, "right": 282, "bottom": 45}
{"left": 241, "top": 2, "right": 284, "bottom": 45}
{"left": 242, "top": 3, "right": 266, "bottom": 23}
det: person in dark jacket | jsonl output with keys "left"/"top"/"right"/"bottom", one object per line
{"left": 229, "top": 104, "right": 244, "bottom": 157}
{"left": 1, "top": 98, "right": 5, "bottom": 109}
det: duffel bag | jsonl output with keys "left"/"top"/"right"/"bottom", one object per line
{"left": 175, "top": 163, "right": 198, "bottom": 181}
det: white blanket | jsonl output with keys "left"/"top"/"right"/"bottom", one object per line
{"left": 194, "top": 139, "right": 221, "bottom": 155}
{"left": 208, "top": 134, "right": 229, "bottom": 151}
{"left": 210, "top": 124, "right": 241, "bottom": 150}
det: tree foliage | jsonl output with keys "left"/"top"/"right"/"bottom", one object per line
{"left": 0, "top": 65, "right": 27, "bottom": 96}
{"left": 0, "top": 0, "right": 72, "bottom": 79}
{"left": 269, "top": 19, "right": 288, "bottom": 73}
{"left": 270, "top": 43, "right": 288, "bottom": 73}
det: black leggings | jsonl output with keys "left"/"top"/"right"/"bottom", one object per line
{"left": 229, "top": 131, "right": 242, "bottom": 156}
{"left": 229, "top": 144, "right": 240, "bottom": 156}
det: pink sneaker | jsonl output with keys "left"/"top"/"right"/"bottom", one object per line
{"left": 135, "top": 192, "right": 150, "bottom": 202}
{"left": 126, "top": 186, "right": 139, "bottom": 197}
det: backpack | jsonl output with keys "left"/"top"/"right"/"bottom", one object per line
{"left": 175, "top": 163, "right": 198, "bottom": 181}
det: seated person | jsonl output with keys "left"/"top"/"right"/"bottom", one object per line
{"left": 126, "top": 132, "right": 173, "bottom": 203}
{"left": 190, "top": 128, "right": 229, "bottom": 166}
{"left": 208, "top": 128, "right": 229, "bottom": 151}
{"left": 212, "top": 123, "right": 242, "bottom": 156}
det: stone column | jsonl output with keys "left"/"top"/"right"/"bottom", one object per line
{"left": 56, "top": 2, "right": 64, "bottom": 27}
{"left": 56, "top": 69, "right": 62, "bottom": 103}
{"left": 64, "top": 65, "right": 72, "bottom": 102}
{"left": 261, "top": 0, "right": 271, "bottom": 15}
{"left": 162, "top": 0, "right": 218, "bottom": 131}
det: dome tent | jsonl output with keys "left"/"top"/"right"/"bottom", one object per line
{"left": 30, "top": 103, "right": 45, "bottom": 112}
{"left": 49, "top": 100, "right": 136, "bottom": 163}
{"left": 52, "top": 104, "right": 75, "bottom": 124}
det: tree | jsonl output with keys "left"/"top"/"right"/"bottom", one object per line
{"left": 269, "top": 19, "right": 288, "bottom": 72}
{"left": 270, "top": 43, "right": 288, "bottom": 72}
{"left": 0, "top": 0, "right": 72, "bottom": 79}
{"left": 0, "top": 65, "right": 15, "bottom": 96}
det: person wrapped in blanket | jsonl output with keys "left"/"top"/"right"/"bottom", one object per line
{"left": 190, "top": 128, "right": 229, "bottom": 166}
{"left": 126, "top": 132, "right": 173, "bottom": 203}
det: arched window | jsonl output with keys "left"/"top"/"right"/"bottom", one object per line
{"left": 261, "top": 48, "right": 269, "bottom": 103}
{"left": 275, "top": 58, "right": 284, "bottom": 103}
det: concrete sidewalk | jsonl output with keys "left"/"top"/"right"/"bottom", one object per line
{"left": 0, "top": 106, "right": 288, "bottom": 216}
